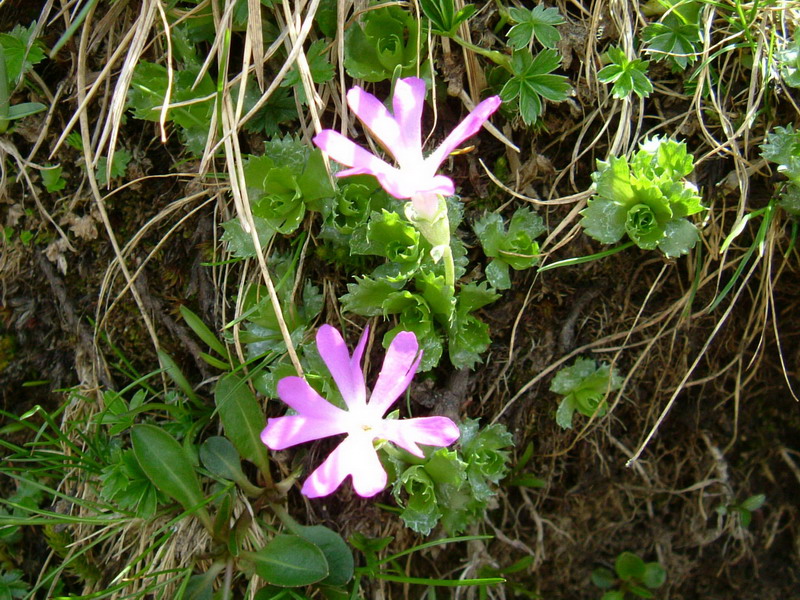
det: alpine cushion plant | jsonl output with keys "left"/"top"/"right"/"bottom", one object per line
{"left": 261, "top": 325, "right": 460, "bottom": 497}
{"left": 313, "top": 77, "right": 502, "bottom": 287}
{"left": 580, "top": 136, "right": 704, "bottom": 257}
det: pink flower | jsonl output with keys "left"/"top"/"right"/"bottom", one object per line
{"left": 313, "top": 77, "right": 502, "bottom": 201}
{"left": 261, "top": 325, "right": 460, "bottom": 498}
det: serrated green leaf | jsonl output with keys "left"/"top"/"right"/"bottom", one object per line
{"left": 424, "top": 448, "right": 467, "bottom": 486}
{"left": 416, "top": 270, "right": 456, "bottom": 320}
{"left": 580, "top": 197, "right": 628, "bottom": 244}
{"left": 597, "top": 46, "right": 653, "bottom": 99}
{"left": 642, "top": 13, "right": 701, "bottom": 70}
{"left": 341, "top": 276, "right": 403, "bottom": 316}
{"left": 96, "top": 149, "right": 131, "bottom": 186}
{"left": 41, "top": 165, "right": 66, "bottom": 193}
{"left": 130, "top": 425, "right": 212, "bottom": 530}
{"left": 657, "top": 218, "right": 699, "bottom": 257}
{"left": 0, "top": 24, "right": 45, "bottom": 85}
{"left": 214, "top": 374, "right": 270, "bottom": 475}
{"left": 485, "top": 259, "right": 511, "bottom": 289}
{"left": 507, "top": 5, "right": 565, "bottom": 50}
{"left": 245, "top": 534, "right": 329, "bottom": 587}
{"left": 351, "top": 209, "right": 421, "bottom": 263}
{"left": 396, "top": 465, "right": 442, "bottom": 535}
{"left": 221, "top": 216, "right": 275, "bottom": 258}
{"left": 128, "top": 62, "right": 215, "bottom": 131}
{"left": 280, "top": 39, "right": 333, "bottom": 105}
{"left": 501, "top": 49, "right": 570, "bottom": 124}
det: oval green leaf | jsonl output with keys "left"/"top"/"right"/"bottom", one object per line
{"left": 131, "top": 424, "right": 211, "bottom": 530}
{"left": 246, "top": 534, "right": 328, "bottom": 587}
{"left": 214, "top": 373, "right": 270, "bottom": 474}
{"left": 295, "top": 524, "right": 354, "bottom": 586}
{"left": 200, "top": 436, "right": 247, "bottom": 482}
{"left": 615, "top": 551, "right": 645, "bottom": 581}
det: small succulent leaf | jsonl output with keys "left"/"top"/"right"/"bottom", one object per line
{"left": 580, "top": 197, "right": 628, "bottom": 244}
{"left": 615, "top": 551, "right": 646, "bottom": 581}
{"left": 485, "top": 259, "right": 511, "bottom": 289}
{"left": 657, "top": 218, "right": 699, "bottom": 257}
{"left": 555, "top": 397, "right": 575, "bottom": 429}
{"left": 642, "top": 562, "right": 667, "bottom": 589}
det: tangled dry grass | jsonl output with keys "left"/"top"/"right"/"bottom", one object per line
{"left": 1, "top": 0, "right": 799, "bottom": 598}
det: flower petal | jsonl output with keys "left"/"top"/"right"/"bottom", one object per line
{"left": 352, "top": 325, "right": 369, "bottom": 372}
{"left": 276, "top": 376, "right": 344, "bottom": 418}
{"left": 426, "top": 96, "right": 502, "bottom": 171}
{"left": 347, "top": 85, "right": 415, "bottom": 166}
{"left": 261, "top": 414, "right": 348, "bottom": 450}
{"left": 392, "top": 77, "right": 426, "bottom": 160}
{"left": 368, "top": 331, "right": 422, "bottom": 416}
{"left": 313, "top": 130, "right": 397, "bottom": 180}
{"left": 316, "top": 325, "right": 367, "bottom": 409}
{"left": 301, "top": 434, "right": 387, "bottom": 498}
{"left": 380, "top": 416, "right": 461, "bottom": 457}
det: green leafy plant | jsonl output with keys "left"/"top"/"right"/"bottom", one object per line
{"left": 96, "top": 148, "right": 131, "bottom": 186}
{"left": 343, "top": 5, "right": 425, "bottom": 82}
{"left": 387, "top": 419, "right": 513, "bottom": 535}
{"left": 474, "top": 207, "right": 546, "bottom": 289}
{"left": 778, "top": 31, "right": 800, "bottom": 88}
{"left": 506, "top": 4, "right": 565, "bottom": 50}
{"left": 0, "top": 23, "right": 47, "bottom": 133}
{"left": 551, "top": 358, "right": 623, "bottom": 429}
{"left": 40, "top": 164, "right": 67, "bottom": 193}
{"left": 761, "top": 125, "right": 800, "bottom": 215}
{"left": 221, "top": 137, "right": 335, "bottom": 252}
{"left": 716, "top": 493, "right": 766, "bottom": 528}
{"left": 0, "top": 570, "right": 30, "bottom": 599}
{"left": 642, "top": 0, "right": 702, "bottom": 70}
{"left": 591, "top": 552, "right": 666, "bottom": 599}
{"left": 127, "top": 61, "right": 216, "bottom": 154}
{"left": 420, "top": 0, "right": 476, "bottom": 36}
{"left": 337, "top": 194, "right": 500, "bottom": 370}
{"left": 280, "top": 39, "right": 333, "bottom": 104}
{"left": 500, "top": 49, "right": 572, "bottom": 125}
{"left": 580, "top": 136, "right": 704, "bottom": 257}
{"left": 597, "top": 46, "right": 654, "bottom": 99}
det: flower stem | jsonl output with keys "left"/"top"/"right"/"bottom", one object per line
{"left": 452, "top": 34, "right": 512, "bottom": 72}
{"left": 442, "top": 244, "right": 455, "bottom": 290}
